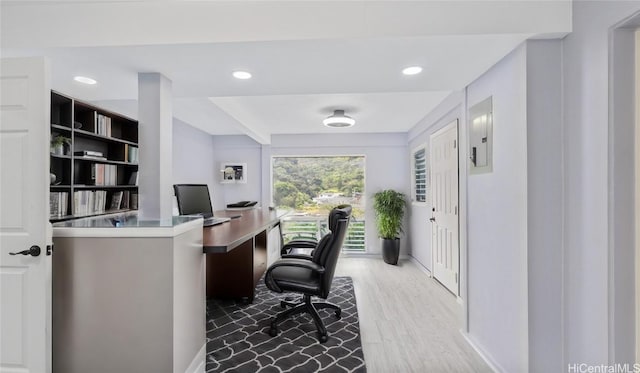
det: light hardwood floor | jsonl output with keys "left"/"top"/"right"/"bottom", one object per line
{"left": 335, "top": 257, "right": 491, "bottom": 373}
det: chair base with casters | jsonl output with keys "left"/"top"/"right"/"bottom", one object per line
{"left": 269, "top": 294, "right": 342, "bottom": 343}
{"left": 279, "top": 297, "right": 302, "bottom": 309}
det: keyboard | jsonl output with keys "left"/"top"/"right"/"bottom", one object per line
{"left": 203, "top": 217, "right": 231, "bottom": 227}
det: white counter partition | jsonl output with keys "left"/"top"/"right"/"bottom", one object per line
{"left": 52, "top": 213, "right": 205, "bottom": 373}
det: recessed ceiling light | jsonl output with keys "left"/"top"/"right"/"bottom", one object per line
{"left": 323, "top": 110, "right": 355, "bottom": 128}
{"left": 402, "top": 66, "right": 423, "bottom": 76}
{"left": 73, "top": 76, "right": 97, "bottom": 85}
{"left": 232, "top": 71, "right": 252, "bottom": 80}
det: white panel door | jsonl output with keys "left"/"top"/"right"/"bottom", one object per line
{"left": 0, "top": 57, "right": 51, "bottom": 373}
{"left": 430, "top": 120, "right": 459, "bottom": 295}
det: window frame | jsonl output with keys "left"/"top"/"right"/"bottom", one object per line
{"left": 411, "top": 144, "right": 428, "bottom": 205}
{"left": 270, "top": 154, "right": 367, "bottom": 253}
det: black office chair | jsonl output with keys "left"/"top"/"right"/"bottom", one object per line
{"left": 279, "top": 205, "right": 351, "bottom": 307}
{"left": 264, "top": 205, "right": 351, "bottom": 343}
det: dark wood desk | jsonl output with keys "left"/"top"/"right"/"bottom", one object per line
{"left": 202, "top": 208, "right": 282, "bottom": 301}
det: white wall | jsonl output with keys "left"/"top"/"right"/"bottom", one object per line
{"left": 465, "top": 44, "right": 529, "bottom": 372}
{"left": 407, "top": 92, "right": 464, "bottom": 272}
{"left": 609, "top": 16, "right": 638, "bottom": 366}
{"left": 270, "top": 133, "right": 410, "bottom": 256}
{"left": 211, "top": 135, "right": 262, "bottom": 210}
{"left": 172, "top": 119, "right": 216, "bottom": 211}
{"left": 562, "top": 1, "right": 640, "bottom": 365}
{"left": 526, "top": 39, "right": 563, "bottom": 373}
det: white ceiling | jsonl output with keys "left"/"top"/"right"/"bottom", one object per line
{"left": 0, "top": 1, "right": 571, "bottom": 144}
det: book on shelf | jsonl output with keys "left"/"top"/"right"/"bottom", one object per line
{"left": 126, "top": 145, "right": 138, "bottom": 163}
{"left": 79, "top": 155, "right": 107, "bottom": 161}
{"left": 49, "top": 192, "right": 68, "bottom": 218}
{"left": 89, "top": 164, "right": 117, "bottom": 186}
{"left": 95, "top": 164, "right": 104, "bottom": 186}
{"left": 130, "top": 192, "right": 138, "bottom": 210}
{"left": 128, "top": 171, "right": 138, "bottom": 186}
{"left": 121, "top": 191, "right": 130, "bottom": 209}
{"left": 95, "top": 190, "right": 106, "bottom": 214}
{"left": 94, "top": 112, "right": 112, "bottom": 137}
{"left": 74, "top": 150, "right": 103, "bottom": 157}
{"left": 73, "top": 190, "right": 107, "bottom": 216}
{"left": 110, "top": 191, "right": 123, "bottom": 210}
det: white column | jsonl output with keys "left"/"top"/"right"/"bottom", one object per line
{"left": 261, "top": 144, "right": 271, "bottom": 208}
{"left": 138, "top": 72, "right": 173, "bottom": 220}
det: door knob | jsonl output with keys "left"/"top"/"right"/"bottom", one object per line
{"left": 9, "top": 245, "right": 41, "bottom": 257}
{"left": 429, "top": 217, "right": 436, "bottom": 222}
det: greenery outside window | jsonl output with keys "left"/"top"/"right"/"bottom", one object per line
{"left": 272, "top": 156, "right": 366, "bottom": 252}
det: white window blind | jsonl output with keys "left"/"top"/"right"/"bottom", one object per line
{"left": 413, "top": 148, "right": 427, "bottom": 202}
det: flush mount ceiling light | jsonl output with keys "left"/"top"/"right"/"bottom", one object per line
{"left": 402, "top": 66, "right": 423, "bottom": 76}
{"left": 73, "top": 76, "right": 97, "bottom": 85}
{"left": 323, "top": 110, "right": 355, "bottom": 128}
{"left": 232, "top": 71, "right": 252, "bottom": 80}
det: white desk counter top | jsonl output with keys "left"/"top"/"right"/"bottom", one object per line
{"left": 52, "top": 211, "right": 203, "bottom": 238}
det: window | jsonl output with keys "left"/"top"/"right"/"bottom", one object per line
{"left": 272, "top": 156, "right": 366, "bottom": 252}
{"left": 412, "top": 146, "right": 427, "bottom": 203}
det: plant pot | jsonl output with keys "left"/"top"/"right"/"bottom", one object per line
{"left": 51, "top": 144, "right": 64, "bottom": 155}
{"left": 381, "top": 237, "right": 400, "bottom": 265}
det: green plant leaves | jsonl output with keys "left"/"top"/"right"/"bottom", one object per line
{"left": 51, "top": 135, "right": 71, "bottom": 147}
{"left": 373, "top": 189, "right": 405, "bottom": 239}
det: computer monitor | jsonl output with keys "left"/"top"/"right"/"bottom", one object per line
{"left": 173, "top": 184, "right": 214, "bottom": 218}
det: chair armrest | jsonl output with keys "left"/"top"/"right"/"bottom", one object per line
{"left": 281, "top": 253, "right": 313, "bottom": 261}
{"left": 282, "top": 239, "right": 317, "bottom": 250}
{"left": 268, "top": 258, "right": 325, "bottom": 274}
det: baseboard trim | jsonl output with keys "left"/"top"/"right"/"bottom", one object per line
{"left": 409, "top": 255, "right": 432, "bottom": 277}
{"left": 341, "top": 252, "right": 379, "bottom": 258}
{"left": 341, "top": 252, "right": 413, "bottom": 259}
{"left": 460, "top": 331, "right": 504, "bottom": 373}
{"left": 185, "top": 343, "right": 206, "bottom": 373}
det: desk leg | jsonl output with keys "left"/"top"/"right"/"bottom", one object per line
{"left": 206, "top": 238, "right": 253, "bottom": 299}
{"left": 253, "top": 230, "right": 267, "bottom": 288}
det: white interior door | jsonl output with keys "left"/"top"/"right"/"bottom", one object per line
{"left": 0, "top": 57, "right": 51, "bottom": 373}
{"left": 430, "top": 120, "right": 459, "bottom": 295}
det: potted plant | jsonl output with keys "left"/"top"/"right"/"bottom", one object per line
{"left": 50, "top": 135, "right": 71, "bottom": 155}
{"left": 373, "top": 189, "right": 406, "bottom": 265}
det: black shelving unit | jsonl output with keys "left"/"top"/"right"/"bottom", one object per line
{"left": 49, "top": 91, "right": 139, "bottom": 222}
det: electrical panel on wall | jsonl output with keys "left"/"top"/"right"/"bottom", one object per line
{"left": 220, "top": 163, "right": 247, "bottom": 184}
{"left": 468, "top": 96, "right": 493, "bottom": 174}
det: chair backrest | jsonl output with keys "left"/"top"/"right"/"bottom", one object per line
{"left": 312, "top": 205, "right": 352, "bottom": 298}
{"left": 327, "top": 204, "right": 350, "bottom": 233}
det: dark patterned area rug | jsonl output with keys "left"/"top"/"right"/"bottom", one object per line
{"left": 206, "top": 277, "right": 366, "bottom": 373}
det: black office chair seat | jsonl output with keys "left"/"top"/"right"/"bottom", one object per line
{"left": 268, "top": 263, "right": 321, "bottom": 295}
{"left": 265, "top": 205, "right": 351, "bottom": 343}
